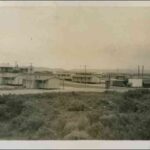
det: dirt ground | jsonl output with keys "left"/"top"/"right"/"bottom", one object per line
{"left": 0, "top": 85, "right": 130, "bottom": 95}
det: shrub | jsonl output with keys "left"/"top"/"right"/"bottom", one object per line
{"left": 51, "top": 117, "right": 66, "bottom": 135}
{"left": 63, "top": 121, "right": 78, "bottom": 135}
{"left": 87, "top": 111, "right": 101, "bottom": 125}
{"left": 0, "top": 123, "right": 11, "bottom": 137}
{"left": 0, "top": 105, "right": 9, "bottom": 121}
{"left": 87, "top": 122, "right": 103, "bottom": 138}
{"left": 21, "top": 101, "right": 38, "bottom": 117}
{"left": 33, "top": 127, "right": 57, "bottom": 140}
{"left": 0, "top": 97, "right": 6, "bottom": 104}
{"left": 10, "top": 116, "right": 26, "bottom": 129}
{"left": 6, "top": 99, "right": 24, "bottom": 118}
{"left": 78, "top": 116, "right": 90, "bottom": 130}
{"left": 1, "top": 91, "right": 150, "bottom": 140}
{"left": 124, "top": 89, "right": 150, "bottom": 99}
{"left": 68, "top": 100, "right": 87, "bottom": 111}
{"left": 19, "top": 115, "right": 44, "bottom": 132}
{"left": 118, "top": 98, "right": 138, "bottom": 113}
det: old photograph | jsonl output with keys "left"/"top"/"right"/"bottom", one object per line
{"left": 0, "top": 1, "right": 150, "bottom": 142}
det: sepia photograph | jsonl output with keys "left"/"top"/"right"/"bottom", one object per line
{"left": 0, "top": 1, "right": 150, "bottom": 149}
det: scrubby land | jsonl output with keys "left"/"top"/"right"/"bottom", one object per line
{"left": 0, "top": 89, "right": 150, "bottom": 140}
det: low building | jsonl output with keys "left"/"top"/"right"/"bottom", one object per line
{"left": 0, "top": 74, "right": 26, "bottom": 86}
{"left": 0, "top": 64, "right": 36, "bottom": 87}
{"left": 143, "top": 79, "right": 150, "bottom": 88}
{"left": 0, "top": 65, "right": 32, "bottom": 86}
{"left": 11, "top": 75, "right": 26, "bottom": 86}
{"left": 0, "top": 73, "right": 18, "bottom": 85}
{"left": 56, "top": 72, "right": 72, "bottom": 81}
{"left": 0, "top": 65, "right": 30, "bottom": 73}
{"left": 128, "top": 78, "right": 143, "bottom": 88}
{"left": 23, "top": 77, "right": 60, "bottom": 89}
{"left": 0, "top": 77, "right": 14, "bottom": 85}
{"left": 111, "top": 79, "right": 128, "bottom": 87}
{"left": 72, "top": 72, "right": 100, "bottom": 84}
{"left": 0, "top": 66, "right": 14, "bottom": 73}
{"left": 23, "top": 72, "right": 60, "bottom": 89}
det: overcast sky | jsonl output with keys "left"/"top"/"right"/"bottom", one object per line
{"left": 0, "top": 6, "right": 150, "bottom": 70}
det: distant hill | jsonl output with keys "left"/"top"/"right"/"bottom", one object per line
{"left": 70, "top": 68, "right": 135, "bottom": 74}
{"left": 70, "top": 68, "right": 150, "bottom": 74}
{"left": 33, "top": 67, "right": 65, "bottom": 73}
{"left": 33, "top": 67, "right": 150, "bottom": 74}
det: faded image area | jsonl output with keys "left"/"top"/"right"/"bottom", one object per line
{"left": 0, "top": 4, "right": 150, "bottom": 140}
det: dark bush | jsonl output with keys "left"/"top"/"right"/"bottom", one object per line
{"left": 87, "top": 122, "right": 103, "bottom": 138}
{"left": 0, "top": 105, "right": 9, "bottom": 121}
{"left": 0, "top": 90, "right": 150, "bottom": 140}
{"left": 33, "top": 127, "right": 57, "bottom": 140}
{"left": 87, "top": 111, "right": 100, "bottom": 125}
{"left": 68, "top": 100, "right": 87, "bottom": 111}
{"left": 124, "top": 89, "right": 150, "bottom": 99}
{"left": 19, "top": 115, "right": 44, "bottom": 132}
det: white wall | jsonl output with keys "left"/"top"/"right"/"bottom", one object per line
{"left": 23, "top": 80, "right": 36, "bottom": 89}
{"left": 91, "top": 76, "right": 100, "bottom": 83}
{"left": 12, "top": 76, "right": 24, "bottom": 85}
{"left": 128, "top": 79, "right": 143, "bottom": 87}
{"left": 45, "top": 78, "right": 60, "bottom": 89}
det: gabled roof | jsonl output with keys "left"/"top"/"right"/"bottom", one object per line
{"left": 35, "top": 76, "right": 60, "bottom": 81}
{"left": 34, "top": 71, "right": 53, "bottom": 76}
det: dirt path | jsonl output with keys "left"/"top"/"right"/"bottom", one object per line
{"left": 0, "top": 86, "right": 130, "bottom": 95}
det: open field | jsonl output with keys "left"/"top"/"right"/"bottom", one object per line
{"left": 0, "top": 83, "right": 131, "bottom": 95}
{"left": 61, "top": 80, "right": 106, "bottom": 88}
{"left": 0, "top": 89, "right": 150, "bottom": 140}
{"left": 0, "top": 87, "right": 129, "bottom": 95}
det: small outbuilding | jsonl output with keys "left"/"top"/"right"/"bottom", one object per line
{"left": 56, "top": 72, "right": 72, "bottom": 81}
{"left": 143, "top": 79, "right": 150, "bottom": 88}
{"left": 112, "top": 79, "right": 128, "bottom": 87}
{"left": 72, "top": 72, "right": 100, "bottom": 84}
{"left": 23, "top": 72, "right": 60, "bottom": 89}
{"left": 128, "top": 78, "right": 143, "bottom": 88}
{"left": 11, "top": 75, "right": 26, "bottom": 86}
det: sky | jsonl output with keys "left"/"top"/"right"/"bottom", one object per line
{"left": 0, "top": 6, "right": 150, "bottom": 70}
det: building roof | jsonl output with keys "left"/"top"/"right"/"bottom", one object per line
{"left": 25, "top": 75, "right": 60, "bottom": 81}
{"left": 34, "top": 71, "right": 53, "bottom": 76}
{"left": 72, "top": 75, "right": 93, "bottom": 78}
{"left": 36, "top": 76, "right": 60, "bottom": 81}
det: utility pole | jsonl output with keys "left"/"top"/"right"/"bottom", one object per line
{"left": 105, "top": 73, "right": 111, "bottom": 89}
{"left": 62, "top": 78, "right": 64, "bottom": 90}
{"left": 84, "top": 65, "right": 87, "bottom": 88}
{"left": 29, "top": 63, "right": 33, "bottom": 74}
{"left": 142, "top": 65, "right": 144, "bottom": 79}
{"left": 108, "top": 73, "right": 111, "bottom": 88}
{"left": 138, "top": 65, "right": 140, "bottom": 78}
{"left": 15, "top": 61, "right": 18, "bottom": 68}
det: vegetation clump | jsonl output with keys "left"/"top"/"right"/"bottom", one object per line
{"left": 0, "top": 89, "right": 150, "bottom": 140}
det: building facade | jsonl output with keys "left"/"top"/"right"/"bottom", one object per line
{"left": 128, "top": 78, "right": 143, "bottom": 88}
{"left": 23, "top": 72, "right": 60, "bottom": 89}
{"left": 56, "top": 72, "right": 72, "bottom": 81}
{"left": 72, "top": 72, "right": 100, "bottom": 84}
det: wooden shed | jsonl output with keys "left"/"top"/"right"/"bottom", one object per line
{"left": 128, "top": 78, "right": 143, "bottom": 88}
{"left": 112, "top": 79, "right": 128, "bottom": 87}
{"left": 143, "top": 79, "right": 150, "bottom": 88}
{"left": 72, "top": 72, "right": 100, "bottom": 84}
{"left": 23, "top": 75, "right": 60, "bottom": 89}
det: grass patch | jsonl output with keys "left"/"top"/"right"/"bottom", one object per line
{"left": 0, "top": 89, "right": 150, "bottom": 139}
